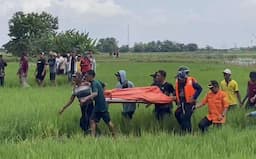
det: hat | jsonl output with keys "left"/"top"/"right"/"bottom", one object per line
{"left": 115, "top": 72, "right": 120, "bottom": 77}
{"left": 40, "top": 52, "right": 45, "bottom": 55}
{"left": 223, "top": 68, "right": 232, "bottom": 74}
{"left": 177, "top": 71, "right": 188, "bottom": 80}
{"left": 150, "top": 72, "right": 157, "bottom": 78}
{"left": 178, "top": 66, "right": 190, "bottom": 73}
{"left": 208, "top": 80, "right": 219, "bottom": 88}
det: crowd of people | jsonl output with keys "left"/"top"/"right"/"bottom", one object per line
{"left": 14, "top": 50, "right": 96, "bottom": 87}
{"left": 2, "top": 52, "right": 256, "bottom": 137}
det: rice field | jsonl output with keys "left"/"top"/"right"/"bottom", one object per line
{"left": 1, "top": 52, "right": 256, "bottom": 159}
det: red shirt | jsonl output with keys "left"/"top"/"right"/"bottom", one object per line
{"left": 20, "top": 57, "right": 29, "bottom": 74}
{"left": 80, "top": 57, "right": 91, "bottom": 73}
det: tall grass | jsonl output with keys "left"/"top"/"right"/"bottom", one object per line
{"left": 1, "top": 53, "right": 256, "bottom": 158}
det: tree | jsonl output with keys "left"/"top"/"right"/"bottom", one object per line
{"left": 133, "top": 42, "right": 145, "bottom": 52}
{"left": 119, "top": 45, "right": 129, "bottom": 53}
{"left": 52, "top": 29, "right": 96, "bottom": 54}
{"left": 3, "top": 11, "right": 58, "bottom": 56}
{"left": 185, "top": 43, "right": 198, "bottom": 52}
{"left": 96, "top": 37, "right": 118, "bottom": 53}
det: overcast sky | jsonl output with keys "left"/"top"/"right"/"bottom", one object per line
{"left": 0, "top": 0, "right": 256, "bottom": 49}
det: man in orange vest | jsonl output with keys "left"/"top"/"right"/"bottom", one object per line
{"left": 196, "top": 80, "right": 229, "bottom": 132}
{"left": 175, "top": 68, "right": 202, "bottom": 132}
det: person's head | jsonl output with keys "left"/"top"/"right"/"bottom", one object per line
{"left": 39, "top": 52, "right": 45, "bottom": 59}
{"left": 85, "top": 70, "right": 96, "bottom": 82}
{"left": 71, "top": 52, "right": 76, "bottom": 57}
{"left": 249, "top": 71, "right": 256, "bottom": 82}
{"left": 178, "top": 66, "right": 190, "bottom": 75}
{"left": 115, "top": 72, "right": 121, "bottom": 81}
{"left": 223, "top": 68, "right": 232, "bottom": 80}
{"left": 115, "top": 70, "right": 127, "bottom": 84}
{"left": 208, "top": 80, "right": 219, "bottom": 93}
{"left": 72, "top": 72, "right": 83, "bottom": 85}
{"left": 176, "top": 70, "right": 188, "bottom": 83}
{"left": 77, "top": 54, "right": 81, "bottom": 61}
{"left": 87, "top": 50, "right": 93, "bottom": 58}
{"left": 156, "top": 70, "right": 166, "bottom": 83}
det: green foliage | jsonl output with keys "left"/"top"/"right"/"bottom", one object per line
{"left": 96, "top": 37, "right": 118, "bottom": 53}
{"left": 119, "top": 45, "right": 129, "bottom": 53}
{"left": 3, "top": 12, "right": 96, "bottom": 56}
{"left": 4, "top": 11, "right": 58, "bottom": 56}
{"left": 132, "top": 41, "right": 198, "bottom": 52}
{"left": 52, "top": 29, "right": 96, "bottom": 54}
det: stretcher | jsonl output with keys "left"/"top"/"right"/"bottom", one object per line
{"left": 104, "top": 86, "right": 174, "bottom": 104}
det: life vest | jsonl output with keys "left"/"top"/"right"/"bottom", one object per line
{"left": 175, "top": 77, "right": 196, "bottom": 103}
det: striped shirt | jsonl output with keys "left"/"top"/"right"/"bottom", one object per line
{"left": 73, "top": 85, "right": 92, "bottom": 103}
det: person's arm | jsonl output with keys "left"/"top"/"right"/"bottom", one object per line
{"left": 234, "top": 82, "right": 242, "bottom": 106}
{"left": 191, "top": 82, "right": 202, "bottom": 102}
{"left": 242, "top": 94, "right": 248, "bottom": 105}
{"left": 195, "top": 94, "right": 208, "bottom": 109}
{"left": 242, "top": 86, "right": 249, "bottom": 105}
{"left": 79, "top": 92, "right": 98, "bottom": 104}
{"left": 59, "top": 95, "right": 76, "bottom": 115}
{"left": 235, "top": 91, "right": 242, "bottom": 107}
{"left": 42, "top": 62, "right": 47, "bottom": 76}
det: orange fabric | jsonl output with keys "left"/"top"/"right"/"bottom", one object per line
{"left": 175, "top": 77, "right": 196, "bottom": 103}
{"left": 104, "top": 86, "right": 174, "bottom": 104}
{"left": 202, "top": 90, "right": 229, "bottom": 123}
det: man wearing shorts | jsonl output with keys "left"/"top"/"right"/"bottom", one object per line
{"left": 83, "top": 70, "right": 115, "bottom": 137}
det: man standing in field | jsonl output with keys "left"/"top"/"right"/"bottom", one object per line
{"left": 196, "top": 80, "right": 229, "bottom": 132}
{"left": 175, "top": 68, "right": 202, "bottom": 133}
{"left": 220, "top": 68, "right": 242, "bottom": 109}
{"left": 242, "top": 71, "right": 256, "bottom": 109}
{"left": 0, "top": 54, "right": 7, "bottom": 87}
{"left": 35, "top": 52, "right": 47, "bottom": 86}
{"left": 115, "top": 70, "right": 136, "bottom": 119}
{"left": 154, "top": 70, "right": 175, "bottom": 120}
{"left": 80, "top": 53, "right": 91, "bottom": 77}
{"left": 67, "top": 51, "right": 77, "bottom": 82}
{"left": 48, "top": 52, "right": 57, "bottom": 86}
{"left": 83, "top": 70, "right": 115, "bottom": 137}
{"left": 87, "top": 50, "right": 96, "bottom": 73}
{"left": 17, "top": 52, "right": 30, "bottom": 88}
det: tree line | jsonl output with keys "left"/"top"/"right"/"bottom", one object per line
{"left": 3, "top": 11, "right": 205, "bottom": 56}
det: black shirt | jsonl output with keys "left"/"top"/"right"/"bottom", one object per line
{"left": 158, "top": 82, "right": 175, "bottom": 96}
{"left": 71, "top": 57, "right": 75, "bottom": 74}
{"left": 155, "top": 82, "right": 175, "bottom": 108}
{"left": 37, "top": 59, "right": 46, "bottom": 74}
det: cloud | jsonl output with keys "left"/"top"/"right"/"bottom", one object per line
{"left": 0, "top": 0, "right": 127, "bottom": 17}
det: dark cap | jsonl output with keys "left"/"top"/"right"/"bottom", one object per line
{"left": 249, "top": 71, "right": 256, "bottom": 80}
{"left": 150, "top": 72, "right": 157, "bottom": 78}
{"left": 208, "top": 80, "right": 219, "bottom": 88}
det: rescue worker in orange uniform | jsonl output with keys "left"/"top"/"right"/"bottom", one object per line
{"left": 175, "top": 67, "right": 202, "bottom": 132}
{"left": 196, "top": 80, "right": 229, "bottom": 132}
